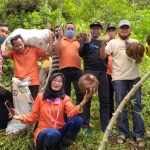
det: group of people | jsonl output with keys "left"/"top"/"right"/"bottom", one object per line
{"left": 0, "top": 19, "right": 146, "bottom": 149}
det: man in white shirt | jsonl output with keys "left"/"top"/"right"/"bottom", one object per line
{"left": 100, "top": 20, "right": 145, "bottom": 148}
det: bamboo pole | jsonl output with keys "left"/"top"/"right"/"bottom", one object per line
{"left": 98, "top": 71, "right": 150, "bottom": 150}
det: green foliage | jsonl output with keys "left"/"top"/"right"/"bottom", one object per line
{"left": 0, "top": 126, "right": 34, "bottom": 150}
{"left": 0, "top": 59, "right": 14, "bottom": 90}
{"left": 23, "top": 11, "right": 43, "bottom": 29}
{"left": 1, "top": 0, "right": 150, "bottom": 149}
{"left": 4, "top": 0, "right": 40, "bottom": 16}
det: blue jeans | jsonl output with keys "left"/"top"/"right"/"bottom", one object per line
{"left": 81, "top": 70, "right": 109, "bottom": 132}
{"left": 112, "top": 78, "right": 144, "bottom": 138}
{"left": 36, "top": 116, "right": 83, "bottom": 150}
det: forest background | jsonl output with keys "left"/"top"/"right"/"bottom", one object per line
{"left": 0, "top": 0, "right": 150, "bottom": 150}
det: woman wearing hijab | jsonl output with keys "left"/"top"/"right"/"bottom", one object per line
{"left": 11, "top": 73, "right": 96, "bottom": 150}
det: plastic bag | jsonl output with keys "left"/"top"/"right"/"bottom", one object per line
{"left": 5, "top": 77, "right": 34, "bottom": 134}
{"left": 6, "top": 28, "right": 52, "bottom": 50}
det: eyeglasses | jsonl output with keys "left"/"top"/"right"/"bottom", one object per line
{"left": 52, "top": 79, "right": 63, "bottom": 84}
{"left": 91, "top": 27, "right": 101, "bottom": 31}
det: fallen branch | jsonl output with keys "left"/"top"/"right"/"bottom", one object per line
{"left": 98, "top": 71, "right": 150, "bottom": 150}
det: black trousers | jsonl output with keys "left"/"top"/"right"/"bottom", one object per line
{"left": 81, "top": 70, "right": 109, "bottom": 132}
{"left": 0, "top": 86, "right": 13, "bottom": 129}
{"left": 29, "top": 85, "right": 39, "bottom": 100}
{"left": 59, "top": 67, "right": 84, "bottom": 105}
{"left": 107, "top": 74, "right": 115, "bottom": 119}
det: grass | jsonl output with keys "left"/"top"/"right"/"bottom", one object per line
{"left": 1, "top": 55, "right": 150, "bottom": 150}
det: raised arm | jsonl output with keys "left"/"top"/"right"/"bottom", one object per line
{"left": 53, "top": 27, "right": 63, "bottom": 56}
{"left": 1, "top": 41, "right": 9, "bottom": 58}
{"left": 100, "top": 35, "right": 110, "bottom": 60}
{"left": 46, "top": 33, "right": 54, "bottom": 56}
{"left": 78, "top": 31, "right": 91, "bottom": 57}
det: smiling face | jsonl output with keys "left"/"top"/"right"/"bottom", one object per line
{"left": 118, "top": 25, "right": 131, "bottom": 37}
{"left": 51, "top": 75, "right": 63, "bottom": 91}
{"left": 0, "top": 26, "right": 9, "bottom": 40}
{"left": 12, "top": 38, "right": 25, "bottom": 54}
{"left": 106, "top": 28, "right": 117, "bottom": 39}
{"left": 90, "top": 26, "right": 102, "bottom": 39}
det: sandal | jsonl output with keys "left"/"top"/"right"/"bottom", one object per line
{"left": 136, "top": 138, "right": 146, "bottom": 148}
{"left": 116, "top": 135, "right": 126, "bottom": 144}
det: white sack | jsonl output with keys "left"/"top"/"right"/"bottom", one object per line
{"left": 6, "top": 28, "right": 52, "bottom": 50}
{"left": 6, "top": 77, "right": 34, "bottom": 134}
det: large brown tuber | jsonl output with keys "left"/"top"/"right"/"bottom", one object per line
{"left": 78, "top": 74, "right": 99, "bottom": 93}
{"left": 126, "top": 42, "right": 145, "bottom": 57}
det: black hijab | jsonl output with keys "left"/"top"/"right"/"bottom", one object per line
{"left": 42, "top": 73, "right": 66, "bottom": 101}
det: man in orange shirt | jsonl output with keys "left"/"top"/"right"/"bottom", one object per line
{"left": 54, "top": 23, "right": 83, "bottom": 105}
{"left": 2, "top": 34, "right": 53, "bottom": 100}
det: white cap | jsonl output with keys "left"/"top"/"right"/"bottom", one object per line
{"left": 118, "top": 20, "right": 131, "bottom": 28}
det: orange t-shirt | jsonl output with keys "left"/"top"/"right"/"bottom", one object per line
{"left": 107, "top": 55, "right": 113, "bottom": 75}
{"left": 8, "top": 46, "right": 46, "bottom": 86}
{"left": 22, "top": 93, "right": 80, "bottom": 145}
{"left": 58, "top": 37, "right": 81, "bottom": 70}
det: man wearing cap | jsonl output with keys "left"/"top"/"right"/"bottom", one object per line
{"left": 79, "top": 22, "right": 109, "bottom": 134}
{"left": 106, "top": 24, "right": 117, "bottom": 120}
{"left": 100, "top": 20, "right": 145, "bottom": 147}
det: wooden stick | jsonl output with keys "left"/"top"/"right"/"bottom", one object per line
{"left": 98, "top": 71, "right": 150, "bottom": 150}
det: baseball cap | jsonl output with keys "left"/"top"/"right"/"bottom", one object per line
{"left": 106, "top": 24, "right": 116, "bottom": 32}
{"left": 90, "top": 22, "right": 103, "bottom": 29}
{"left": 118, "top": 19, "right": 131, "bottom": 28}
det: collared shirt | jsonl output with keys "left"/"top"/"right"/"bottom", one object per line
{"left": 8, "top": 46, "right": 46, "bottom": 85}
{"left": 57, "top": 37, "right": 81, "bottom": 70}
{"left": 105, "top": 38, "right": 140, "bottom": 81}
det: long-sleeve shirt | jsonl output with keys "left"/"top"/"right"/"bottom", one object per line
{"left": 79, "top": 37, "right": 107, "bottom": 71}
{"left": 22, "top": 93, "right": 80, "bottom": 145}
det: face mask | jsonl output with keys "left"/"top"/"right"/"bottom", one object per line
{"left": 66, "top": 30, "right": 75, "bottom": 38}
{"left": 0, "top": 38, "right": 4, "bottom": 45}
{"left": 91, "top": 33, "right": 100, "bottom": 39}
{"left": 55, "top": 34, "right": 59, "bottom": 39}
{"left": 118, "top": 33, "right": 131, "bottom": 40}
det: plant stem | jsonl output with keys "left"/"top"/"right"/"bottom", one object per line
{"left": 98, "top": 71, "right": 150, "bottom": 150}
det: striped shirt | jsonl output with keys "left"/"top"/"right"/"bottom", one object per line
{"left": 51, "top": 52, "right": 59, "bottom": 72}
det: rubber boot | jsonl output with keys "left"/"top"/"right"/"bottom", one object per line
{"left": 58, "top": 133, "right": 77, "bottom": 150}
